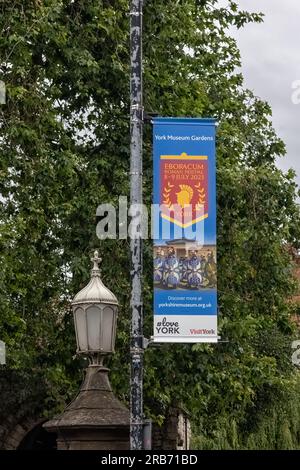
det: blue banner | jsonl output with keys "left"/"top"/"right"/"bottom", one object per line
{"left": 153, "top": 117, "right": 218, "bottom": 343}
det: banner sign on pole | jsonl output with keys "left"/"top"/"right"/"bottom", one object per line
{"left": 152, "top": 117, "right": 218, "bottom": 343}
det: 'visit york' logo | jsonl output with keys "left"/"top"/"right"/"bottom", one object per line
{"left": 156, "top": 317, "right": 180, "bottom": 335}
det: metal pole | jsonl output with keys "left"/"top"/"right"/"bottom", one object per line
{"left": 130, "top": 0, "right": 144, "bottom": 450}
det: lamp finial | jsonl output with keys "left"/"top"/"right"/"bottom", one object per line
{"left": 91, "top": 250, "right": 102, "bottom": 275}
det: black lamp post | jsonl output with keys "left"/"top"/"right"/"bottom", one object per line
{"left": 130, "top": 0, "right": 144, "bottom": 451}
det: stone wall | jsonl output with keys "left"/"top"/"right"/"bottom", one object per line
{"left": 0, "top": 407, "right": 190, "bottom": 450}
{"left": 0, "top": 369, "right": 49, "bottom": 449}
{"left": 152, "top": 407, "right": 191, "bottom": 450}
{"left": 0, "top": 416, "right": 43, "bottom": 450}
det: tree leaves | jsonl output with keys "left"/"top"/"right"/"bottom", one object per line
{"left": 0, "top": 0, "right": 299, "bottom": 446}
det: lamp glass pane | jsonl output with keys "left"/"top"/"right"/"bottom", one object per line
{"left": 86, "top": 305, "right": 101, "bottom": 351}
{"left": 102, "top": 306, "right": 115, "bottom": 351}
{"left": 74, "top": 308, "right": 88, "bottom": 351}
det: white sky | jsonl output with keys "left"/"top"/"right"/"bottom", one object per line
{"left": 229, "top": 0, "right": 300, "bottom": 192}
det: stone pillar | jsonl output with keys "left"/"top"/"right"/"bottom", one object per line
{"left": 43, "top": 365, "right": 129, "bottom": 450}
{"left": 152, "top": 407, "right": 191, "bottom": 450}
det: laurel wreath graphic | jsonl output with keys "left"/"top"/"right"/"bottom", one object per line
{"left": 195, "top": 182, "right": 206, "bottom": 208}
{"left": 163, "top": 181, "right": 175, "bottom": 208}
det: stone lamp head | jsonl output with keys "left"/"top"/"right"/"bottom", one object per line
{"left": 71, "top": 251, "right": 119, "bottom": 365}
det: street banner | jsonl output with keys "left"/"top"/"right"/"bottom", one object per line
{"left": 153, "top": 117, "right": 218, "bottom": 343}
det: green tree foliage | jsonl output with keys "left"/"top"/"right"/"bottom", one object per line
{"left": 192, "top": 376, "right": 300, "bottom": 450}
{"left": 0, "top": 0, "right": 300, "bottom": 446}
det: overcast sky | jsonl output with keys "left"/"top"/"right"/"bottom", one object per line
{"left": 228, "top": 0, "right": 300, "bottom": 192}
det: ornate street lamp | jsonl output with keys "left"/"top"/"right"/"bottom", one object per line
{"left": 72, "top": 251, "right": 118, "bottom": 365}
{"left": 44, "top": 251, "right": 130, "bottom": 450}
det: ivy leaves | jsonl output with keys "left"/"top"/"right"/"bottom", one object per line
{"left": 0, "top": 0, "right": 299, "bottom": 441}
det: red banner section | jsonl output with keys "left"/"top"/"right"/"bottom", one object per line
{"left": 160, "top": 153, "right": 208, "bottom": 228}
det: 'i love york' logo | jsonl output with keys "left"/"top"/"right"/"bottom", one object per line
{"left": 156, "top": 317, "right": 180, "bottom": 335}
